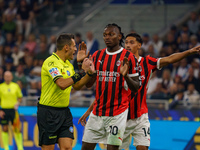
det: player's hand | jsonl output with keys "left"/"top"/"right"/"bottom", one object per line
{"left": 82, "top": 58, "right": 91, "bottom": 71}
{"left": 82, "top": 56, "right": 95, "bottom": 74}
{"left": 190, "top": 45, "right": 200, "bottom": 54}
{"left": 87, "top": 55, "right": 95, "bottom": 74}
{"left": 78, "top": 111, "right": 90, "bottom": 126}
{"left": 0, "top": 110, "right": 5, "bottom": 119}
{"left": 77, "top": 41, "right": 89, "bottom": 62}
{"left": 120, "top": 57, "right": 129, "bottom": 77}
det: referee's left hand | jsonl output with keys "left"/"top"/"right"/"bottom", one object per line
{"left": 77, "top": 41, "right": 89, "bottom": 62}
{"left": 0, "top": 110, "right": 5, "bottom": 119}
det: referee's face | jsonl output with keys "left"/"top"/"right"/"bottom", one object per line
{"left": 67, "top": 39, "right": 77, "bottom": 60}
{"left": 4, "top": 71, "right": 13, "bottom": 84}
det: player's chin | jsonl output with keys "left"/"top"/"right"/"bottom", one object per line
{"left": 105, "top": 43, "right": 112, "bottom": 47}
{"left": 69, "top": 56, "right": 74, "bottom": 60}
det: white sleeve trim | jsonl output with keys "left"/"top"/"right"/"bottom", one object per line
{"left": 157, "top": 58, "right": 162, "bottom": 70}
{"left": 128, "top": 73, "right": 139, "bottom": 77}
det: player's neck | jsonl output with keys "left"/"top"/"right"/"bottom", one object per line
{"left": 135, "top": 54, "right": 140, "bottom": 60}
{"left": 133, "top": 51, "right": 139, "bottom": 60}
{"left": 107, "top": 45, "right": 121, "bottom": 52}
{"left": 5, "top": 81, "right": 10, "bottom": 85}
{"left": 55, "top": 51, "right": 66, "bottom": 62}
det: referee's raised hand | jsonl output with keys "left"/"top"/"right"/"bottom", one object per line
{"left": 77, "top": 41, "right": 90, "bottom": 62}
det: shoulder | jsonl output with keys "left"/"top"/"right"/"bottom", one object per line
{"left": 42, "top": 55, "right": 57, "bottom": 67}
{"left": 10, "top": 82, "right": 20, "bottom": 88}
{"left": 122, "top": 48, "right": 133, "bottom": 56}
{"left": 93, "top": 48, "right": 106, "bottom": 57}
{"left": 0, "top": 83, "right": 4, "bottom": 87}
{"left": 11, "top": 82, "right": 18, "bottom": 86}
{"left": 145, "top": 55, "right": 152, "bottom": 61}
{"left": 43, "top": 55, "right": 54, "bottom": 63}
{"left": 146, "top": 55, "right": 158, "bottom": 61}
{"left": 123, "top": 49, "right": 137, "bottom": 60}
{"left": 122, "top": 48, "right": 129, "bottom": 53}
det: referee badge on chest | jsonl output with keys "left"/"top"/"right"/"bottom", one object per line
{"left": 67, "top": 70, "right": 70, "bottom": 76}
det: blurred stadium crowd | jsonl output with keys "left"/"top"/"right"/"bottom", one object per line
{"left": 0, "top": 0, "right": 199, "bottom": 109}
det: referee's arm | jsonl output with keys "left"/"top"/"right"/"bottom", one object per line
{"left": 72, "top": 74, "right": 94, "bottom": 90}
{"left": 55, "top": 77, "right": 74, "bottom": 90}
{"left": 55, "top": 74, "right": 92, "bottom": 90}
{"left": 18, "top": 98, "right": 22, "bottom": 103}
{"left": 0, "top": 100, "right": 5, "bottom": 119}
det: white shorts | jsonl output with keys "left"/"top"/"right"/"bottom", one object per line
{"left": 119, "top": 113, "right": 150, "bottom": 149}
{"left": 82, "top": 109, "right": 128, "bottom": 146}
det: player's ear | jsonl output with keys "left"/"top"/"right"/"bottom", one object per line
{"left": 64, "top": 44, "right": 69, "bottom": 52}
{"left": 138, "top": 43, "right": 142, "bottom": 49}
{"left": 118, "top": 34, "right": 122, "bottom": 41}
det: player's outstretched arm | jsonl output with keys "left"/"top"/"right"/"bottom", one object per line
{"left": 120, "top": 57, "right": 140, "bottom": 93}
{"left": 78, "top": 100, "right": 95, "bottom": 126}
{"left": 160, "top": 46, "right": 200, "bottom": 68}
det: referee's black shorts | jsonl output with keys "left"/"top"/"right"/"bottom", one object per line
{"left": 0, "top": 108, "right": 15, "bottom": 125}
{"left": 37, "top": 103, "right": 74, "bottom": 146}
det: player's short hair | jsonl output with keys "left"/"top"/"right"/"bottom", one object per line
{"left": 56, "top": 33, "right": 74, "bottom": 51}
{"left": 105, "top": 23, "right": 124, "bottom": 47}
{"left": 126, "top": 33, "right": 143, "bottom": 45}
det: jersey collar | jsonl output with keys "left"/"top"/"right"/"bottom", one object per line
{"left": 106, "top": 47, "right": 123, "bottom": 55}
{"left": 52, "top": 52, "right": 69, "bottom": 65}
{"left": 138, "top": 56, "right": 142, "bottom": 63}
{"left": 52, "top": 52, "right": 60, "bottom": 60}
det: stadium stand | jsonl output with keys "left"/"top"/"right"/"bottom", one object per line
{"left": 0, "top": 0, "right": 199, "bottom": 110}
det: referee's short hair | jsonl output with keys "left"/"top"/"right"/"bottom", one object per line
{"left": 56, "top": 33, "right": 74, "bottom": 51}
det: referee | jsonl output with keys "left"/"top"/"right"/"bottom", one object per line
{"left": 0, "top": 71, "right": 24, "bottom": 150}
{"left": 37, "top": 33, "right": 95, "bottom": 150}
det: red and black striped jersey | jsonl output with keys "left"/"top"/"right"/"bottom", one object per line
{"left": 92, "top": 47, "right": 139, "bottom": 117}
{"left": 128, "top": 55, "right": 161, "bottom": 119}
